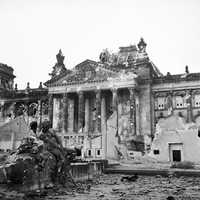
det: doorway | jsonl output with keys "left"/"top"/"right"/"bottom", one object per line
{"left": 172, "top": 150, "right": 181, "bottom": 162}
{"left": 169, "top": 143, "right": 183, "bottom": 162}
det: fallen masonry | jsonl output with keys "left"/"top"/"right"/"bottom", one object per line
{"left": 0, "top": 122, "right": 105, "bottom": 194}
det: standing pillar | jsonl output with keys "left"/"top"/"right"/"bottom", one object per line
{"left": 25, "top": 102, "right": 29, "bottom": 125}
{"left": 112, "top": 88, "right": 118, "bottom": 137}
{"left": 129, "top": 88, "right": 136, "bottom": 136}
{"left": 95, "top": 90, "right": 101, "bottom": 133}
{"left": 68, "top": 98, "right": 75, "bottom": 132}
{"left": 0, "top": 102, "right": 4, "bottom": 122}
{"left": 78, "top": 91, "right": 84, "bottom": 133}
{"left": 112, "top": 88, "right": 118, "bottom": 111}
{"left": 84, "top": 98, "right": 90, "bottom": 133}
{"left": 101, "top": 96, "right": 107, "bottom": 157}
{"left": 186, "top": 90, "right": 193, "bottom": 123}
{"left": 38, "top": 100, "right": 42, "bottom": 128}
{"left": 63, "top": 93, "right": 68, "bottom": 133}
{"left": 48, "top": 94, "right": 53, "bottom": 126}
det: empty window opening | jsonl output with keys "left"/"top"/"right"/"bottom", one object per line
{"left": 172, "top": 150, "right": 181, "bottom": 162}
{"left": 97, "top": 149, "right": 101, "bottom": 156}
{"left": 153, "top": 150, "right": 160, "bottom": 155}
{"left": 88, "top": 149, "right": 91, "bottom": 156}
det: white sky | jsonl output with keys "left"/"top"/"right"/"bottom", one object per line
{"left": 0, "top": 0, "right": 200, "bottom": 89}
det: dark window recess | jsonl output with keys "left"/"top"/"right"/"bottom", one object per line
{"left": 172, "top": 150, "right": 181, "bottom": 162}
{"left": 153, "top": 149, "right": 160, "bottom": 155}
{"left": 97, "top": 149, "right": 101, "bottom": 155}
{"left": 88, "top": 149, "right": 91, "bottom": 156}
{"left": 198, "top": 130, "right": 200, "bottom": 137}
{"left": 75, "top": 147, "right": 81, "bottom": 156}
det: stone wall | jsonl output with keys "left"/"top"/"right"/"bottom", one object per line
{"left": 149, "top": 115, "right": 200, "bottom": 163}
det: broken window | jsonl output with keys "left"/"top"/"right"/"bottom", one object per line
{"left": 175, "top": 96, "right": 185, "bottom": 108}
{"left": 198, "top": 129, "right": 200, "bottom": 137}
{"left": 87, "top": 149, "right": 92, "bottom": 156}
{"left": 194, "top": 94, "right": 200, "bottom": 107}
{"left": 156, "top": 97, "right": 165, "bottom": 110}
{"left": 153, "top": 149, "right": 160, "bottom": 155}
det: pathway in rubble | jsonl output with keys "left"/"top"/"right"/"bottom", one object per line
{"left": 1, "top": 174, "right": 200, "bottom": 199}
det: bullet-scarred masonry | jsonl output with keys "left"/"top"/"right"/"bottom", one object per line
{"left": 1, "top": 38, "right": 200, "bottom": 163}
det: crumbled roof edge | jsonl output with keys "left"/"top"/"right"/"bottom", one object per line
{"left": 44, "top": 59, "right": 121, "bottom": 86}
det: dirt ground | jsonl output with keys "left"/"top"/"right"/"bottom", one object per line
{"left": 1, "top": 174, "right": 200, "bottom": 200}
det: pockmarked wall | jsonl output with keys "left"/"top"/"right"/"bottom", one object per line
{"left": 149, "top": 115, "right": 200, "bottom": 162}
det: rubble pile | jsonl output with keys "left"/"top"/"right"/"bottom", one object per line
{"left": 0, "top": 121, "right": 78, "bottom": 192}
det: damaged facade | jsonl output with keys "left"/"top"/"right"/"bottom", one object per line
{"left": 1, "top": 38, "right": 200, "bottom": 162}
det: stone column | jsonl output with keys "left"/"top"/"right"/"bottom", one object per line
{"left": 38, "top": 100, "right": 42, "bottom": 127}
{"left": 78, "top": 91, "right": 84, "bottom": 133}
{"left": 63, "top": 93, "right": 68, "bottom": 133}
{"left": 112, "top": 88, "right": 119, "bottom": 137}
{"left": 84, "top": 98, "right": 90, "bottom": 133}
{"left": 129, "top": 88, "right": 136, "bottom": 136}
{"left": 112, "top": 88, "right": 118, "bottom": 111}
{"left": 25, "top": 102, "right": 29, "bottom": 125}
{"left": 186, "top": 90, "right": 193, "bottom": 123}
{"left": 101, "top": 96, "right": 106, "bottom": 133}
{"left": 11, "top": 132, "right": 16, "bottom": 150}
{"left": 0, "top": 102, "right": 4, "bottom": 122}
{"left": 68, "top": 98, "right": 74, "bottom": 132}
{"left": 48, "top": 94, "right": 53, "bottom": 125}
{"left": 95, "top": 90, "right": 101, "bottom": 133}
{"left": 101, "top": 96, "right": 107, "bottom": 157}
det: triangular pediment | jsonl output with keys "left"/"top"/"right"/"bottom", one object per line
{"left": 49, "top": 59, "right": 121, "bottom": 86}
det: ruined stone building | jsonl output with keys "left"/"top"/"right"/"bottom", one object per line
{"left": 0, "top": 63, "right": 48, "bottom": 150}
{"left": 1, "top": 38, "right": 200, "bottom": 162}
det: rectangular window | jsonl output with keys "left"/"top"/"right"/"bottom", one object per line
{"left": 175, "top": 96, "right": 185, "bottom": 108}
{"left": 87, "top": 149, "right": 92, "bottom": 156}
{"left": 95, "top": 149, "right": 102, "bottom": 157}
{"left": 194, "top": 94, "right": 200, "bottom": 107}
{"left": 153, "top": 149, "right": 160, "bottom": 155}
{"left": 157, "top": 97, "right": 165, "bottom": 110}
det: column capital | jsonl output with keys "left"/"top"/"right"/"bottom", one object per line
{"left": 111, "top": 87, "right": 118, "bottom": 93}
{"left": 77, "top": 90, "right": 84, "bottom": 95}
{"left": 128, "top": 87, "right": 136, "bottom": 95}
{"left": 63, "top": 92, "right": 68, "bottom": 97}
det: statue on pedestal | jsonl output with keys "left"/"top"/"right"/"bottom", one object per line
{"left": 136, "top": 38, "right": 149, "bottom": 60}
{"left": 49, "top": 49, "right": 67, "bottom": 78}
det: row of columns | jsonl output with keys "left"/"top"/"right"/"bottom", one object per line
{"left": 48, "top": 87, "right": 137, "bottom": 135}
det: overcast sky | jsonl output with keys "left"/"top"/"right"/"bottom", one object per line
{"left": 0, "top": 0, "right": 200, "bottom": 89}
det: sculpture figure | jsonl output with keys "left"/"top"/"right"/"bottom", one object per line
{"left": 56, "top": 49, "right": 65, "bottom": 65}
{"left": 137, "top": 38, "right": 147, "bottom": 53}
